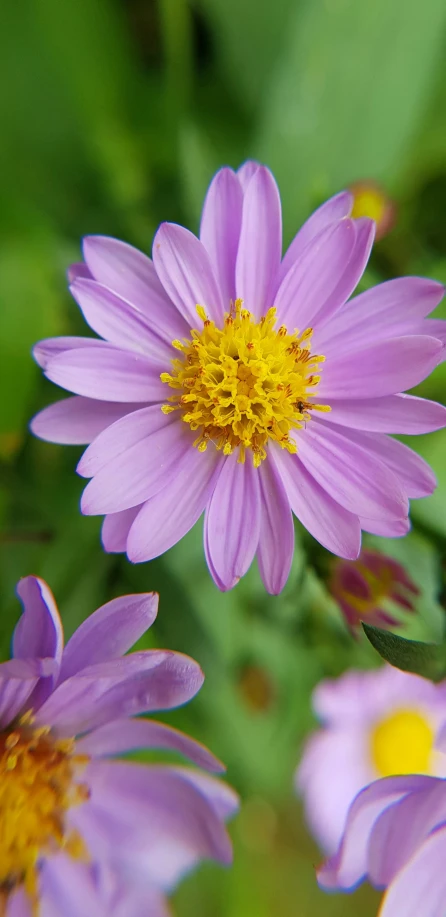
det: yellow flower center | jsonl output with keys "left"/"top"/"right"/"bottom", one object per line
{"left": 0, "top": 712, "right": 89, "bottom": 909}
{"left": 160, "top": 299, "right": 329, "bottom": 466}
{"left": 370, "top": 708, "right": 434, "bottom": 778}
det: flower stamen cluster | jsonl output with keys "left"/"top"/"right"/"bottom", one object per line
{"left": 161, "top": 299, "right": 330, "bottom": 466}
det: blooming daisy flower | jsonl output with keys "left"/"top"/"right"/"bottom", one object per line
{"left": 329, "top": 548, "right": 419, "bottom": 632}
{"left": 296, "top": 664, "right": 446, "bottom": 855}
{"left": 31, "top": 162, "right": 446, "bottom": 593}
{"left": 318, "top": 726, "right": 446, "bottom": 916}
{"left": 0, "top": 576, "right": 238, "bottom": 916}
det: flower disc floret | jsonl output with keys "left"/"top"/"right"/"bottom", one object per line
{"left": 0, "top": 712, "right": 88, "bottom": 905}
{"left": 161, "top": 299, "right": 329, "bottom": 466}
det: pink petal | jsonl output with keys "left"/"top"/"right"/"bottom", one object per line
{"left": 0, "top": 667, "right": 41, "bottom": 729}
{"left": 360, "top": 515, "right": 410, "bottom": 537}
{"left": 205, "top": 454, "right": 261, "bottom": 590}
{"left": 320, "top": 393, "right": 446, "bottom": 434}
{"left": 235, "top": 165, "right": 282, "bottom": 316}
{"left": 33, "top": 336, "right": 99, "bottom": 370}
{"left": 30, "top": 397, "right": 139, "bottom": 445}
{"left": 40, "top": 856, "right": 103, "bottom": 917}
{"left": 272, "top": 446, "right": 360, "bottom": 558}
{"left": 345, "top": 429, "right": 436, "bottom": 498}
{"left": 171, "top": 768, "right": 239, "bottom": 820}
{"left": 126, "top": 445, "right": 221, "bottom": 563}
{"left": 70, "top": 279, "right": 173, "bottom": 362}
{"left": 152, "top": 223, "right": 224, "bottom": 325}
{"left": 296, "top": 420, "right": 407, "bottom": 523}
{"left": 6, "top": 888, "right": 32, "bottom": 917}
{"left": 274, "top": 219, "right": 357, "bottom": 330}
{"left": 317, "top": 775, "right": 435, "bottom": 891}
{"left": 237, "top": 160, "right": 260, "bottom": 190}
{"left": 13, "top": 576, "right": 63, "bottom": 666}
{"left": 80, "top": 419, "right": 192, "bottom": 515}
{"left": 379, "top": 827, "right": 446, "bottom": 917}
{"left": 77, "top": 405, "right": 170, "bottom": 478}
{"left": 318, "top": 335, "right": 443, "bottom": 400}
{"left": 67, "top": 261, "right": 92, "bottom": 283}
{"left": 257, "top": 456, "right": 295, "bottom": 594}
{"left": 200, "top": 167, "right": 243, "bottom": 307}
{"left": 45, "top": 343, "right": 166, "bottom": 403}
{"left": 278, "top": 190, "right": 353, "bottom": 285}
{"left": 76, "top": 717, "right": 224, "bottom": 773}
{"left": 60, "top": 593, "right": 159, "bottom": 680}
{"left": 82, "top": 235, "right": 187, "bottom": 344}
{"left": 101, "top": 506, "right": 143, "bottom": 553}
{"left": 317, "top": 277, "right": 445, "bottom": 356}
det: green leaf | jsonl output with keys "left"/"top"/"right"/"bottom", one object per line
{"left": 362, "top": 623, "right": 446, "bottom": 682}
{"left": 257, "top": 0, "right": 446, "bottom": 235}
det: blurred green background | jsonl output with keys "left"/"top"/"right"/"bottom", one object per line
{"left": 1, "top": 0, "right": 446, "bottom": 914}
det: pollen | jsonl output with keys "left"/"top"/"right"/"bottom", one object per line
{"left": 161, "top": 299, "right": 329, "bottom": 466}
{"left": 0, "top": 713, "right": 90, "bottom": 909}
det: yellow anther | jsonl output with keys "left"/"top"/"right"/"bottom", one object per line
{"left": 161, "top": 299, "right": 328, "bottom": 465}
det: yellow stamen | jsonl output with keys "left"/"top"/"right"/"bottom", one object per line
{"left": 160, "top": 299, "right": 329, "bottom": 465}
{"left": 0, "top": 715, "right": 89, "bottom": 911}
{"left": 371, "top": 709, "right": 434, "bottom": 778}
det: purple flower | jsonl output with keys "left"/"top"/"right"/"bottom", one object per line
{"left": 330, "top": 549, "right": 419, "bottom": 632}
{"left": 296, "top": 665, "right": 446, "bottom": 856}
{"left": 0, "top": 576, "right": 238, "bottom": 916}
{"left": 318, "top": 723, "right": 446, "bottom": 915}
{"left": 31, "top": 162, "right": 446, "bottom": 593}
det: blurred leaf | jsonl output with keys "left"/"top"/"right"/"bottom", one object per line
{"left": 363, "top": 623, "right": 446, "bottom": 681}
{"left": 257, "top": 0, "right": 446, "bottom": 235}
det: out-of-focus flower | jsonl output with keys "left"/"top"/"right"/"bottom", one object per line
{"left": 31, "top": 162, "right": 446, "bottom": 593}
{"left": 330, "top": 548, "right": 419, "bottom": 632}
{"left": 318, "top": 725, "right": 446, "bottom": 915}
{"left": 0, "top": 576, "right": 238, "bottom": 916}
{"left": 296, "top": 664, "right": 446, "bottom": 855}
{"left": 349, "top": 180, "right": 395, "bottom": 240}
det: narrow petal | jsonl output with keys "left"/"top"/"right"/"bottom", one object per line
{"left": 274, "top": 219, "right": 357, "bottom": 330}
{"left": 235, "top": 165, "right": 282, "bottom": 316}
{"left": 6, "top": 888, "right": 32, "bottom": 917}
{"left": 200, "top": 167, "right": 243, "bottom": 306}
{"left": 171, "top": 768, "right": 239, "bottom": 821}
{"left": 76, "top": 717, "right": 224, "bottom": 773}
{"left": 101, "top": 506, "right": 142, "bottom": 553}
{"left": 70, "top": 279, "right": 173, "bottom": 362}
{"left": 359, "top": 515, "right": 410, "bottom": 537}
{"left": 278, "top": 190, "right": 353, "bottom": 285}
{"left": 368, "top": 781, "right": 446, "bottom": 888}
{"left": 152, "top": 223, "right": 224, "bottom": 324}
{"left": 33, "top": 336, "right": 99, "bottom": 370}
{"left": 379, "top": 828, "right": 446, "bottom": 917}
{"left": 237, "top": 160, "right": 260, "bottom": 190}
{"left": 0, "top": 669, "right": 39, "bottom": 728}
{"left": 60, "top": 593, "right": 159, "bottom": 680}
{"left": 317, "top": 775, "right": 435, "bottom": 890}
{"left": 13, "top": 576, "right": 63, "bottom": 665}
{"left": 45, "top": 344, "right": 166, "bottom": 403}
{"left": 30, "top": 397, "right": 139, "bottom": 446}
{"left": 36, "top": 651, "right": 204, "bottom": 735}
{"left": 80, "top": 419, "right": 192, "bottom": 515}
{"left": 205, "top": 454, "right": 261, "bottom": 590}
{"left": 296, "top": 420, "right": 408, "bottom": 522}
{"left": 318, "top": 336, "right": 443, "bottom": 400}
{"left": 127, "top": 445, "right": 221, "bottom": 563}
{"left": 271, "top": 446, "right": 361, "bottom": 559}
{"left": 67, "top": 262, "right": 92, "bottom": 283}
{"left": 345, "top": 429, "right": 437, "bottom": 498}
{"left": 82, "top": 235, "right": 187, "bottom": 344}
{"left": 320, "top": 393, "right": 446, "bottom": 434}
{"left": 40, "top": 856, "right": 103, "bottom": 917}
{"left": 257, "top": 456, "right": 295, "bottom": 594}
{"left": 317, "top": 277, "right": 445, "bottom": 355}
{"left": 77, "top": 405, "right": 171, "bottom": 479}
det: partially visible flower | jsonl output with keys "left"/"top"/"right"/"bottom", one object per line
{"left": 31, "top": 161, "right": 446, "bottom": 593}
{"left": 330, "top": 549, "right": 419, "bottom": 632}
{"left": 0, "top": 576, "right": 238, "bottom": 916}
{"left": 318, "top": 726, "right": 446, "bottom": 915}
{"left": 349, "top": 180, "right": 395, "bottom": 240}
{"left": 296, "top": 664, "right": 446, "bottom": 855}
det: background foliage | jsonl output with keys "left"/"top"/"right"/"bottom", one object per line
{"left": 1, "top": 1, "right": 446, "bottom": 913}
